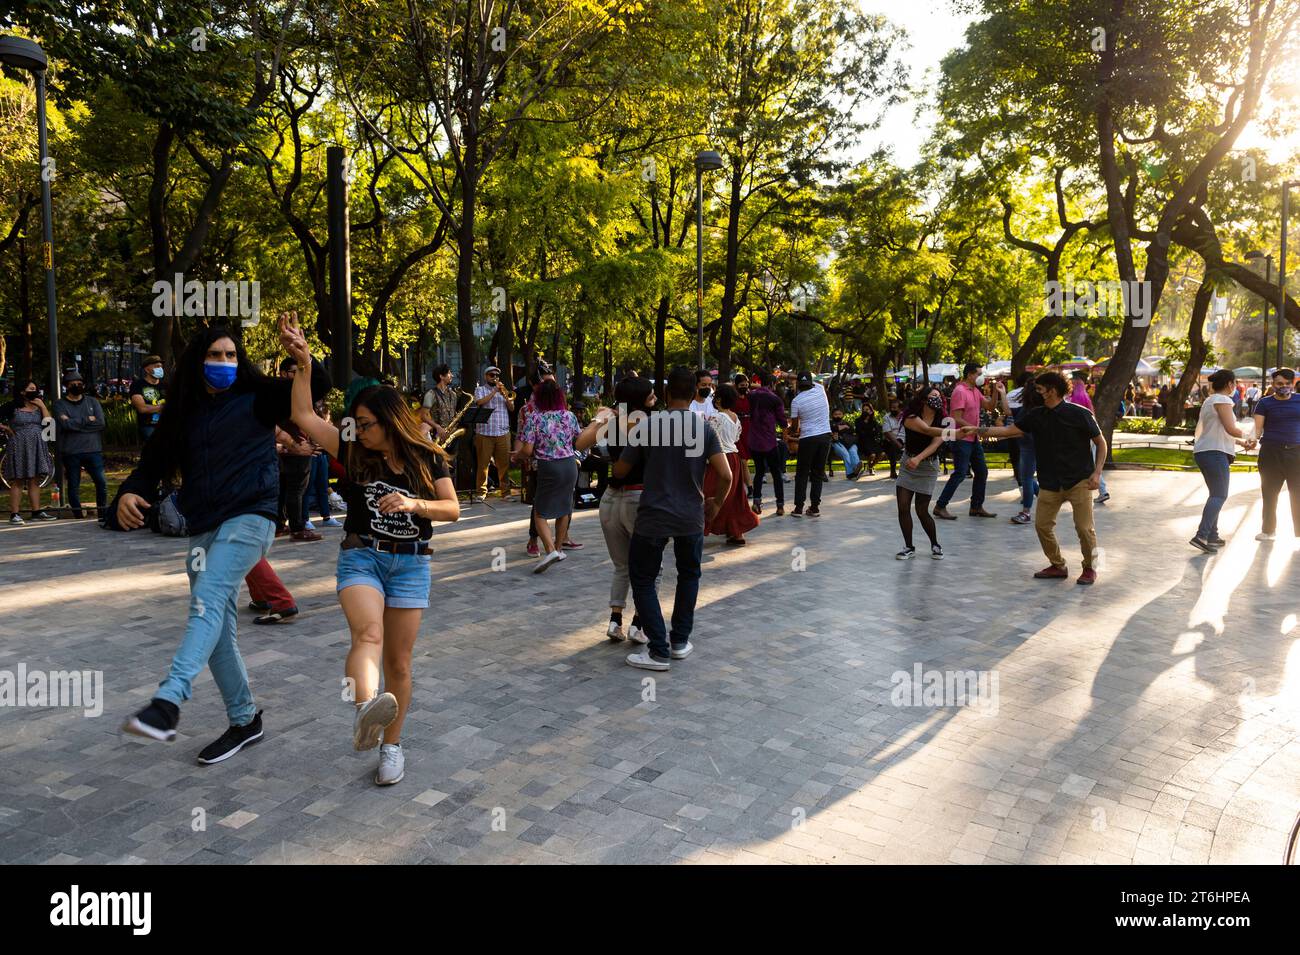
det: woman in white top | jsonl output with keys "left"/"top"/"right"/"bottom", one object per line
{"left": 704, "top": 384, "right": 758, "bottom": 544}
{"left": 1190, "top": 368, "right": 1256, "bottom": 552}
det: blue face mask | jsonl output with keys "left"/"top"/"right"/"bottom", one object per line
{"left": 151, "top": 367, "right": 164, "bottom": 380}
{"left": 203, "top": 361, "right": 238, "bottom": 391}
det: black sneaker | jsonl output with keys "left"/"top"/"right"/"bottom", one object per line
{"left": 253, "top": 606, "right": 299, "bottom": 625}
{"left": 806, "top": 506, "right": 820, "bottom": 517}
{"left": 123, "top": 698, "right": 179, "bottom": 742}
{"left": 1189, "top": 535, "right": 1215, "bottom": 554}
{"left": 32, "top": 510, "right": 57, "bottom": 521}
{"left": 247, "top": 600, "right": 272, "bottom": 612}
{"left": 197, "top": 711, "right": 264, "bottom": 765}
{"left": 790, "top": 506, "right": 804, "bottom": 517}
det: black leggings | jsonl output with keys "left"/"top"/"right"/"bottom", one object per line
{"left": 896, "top": 487, "right": 938, "bottom": 549}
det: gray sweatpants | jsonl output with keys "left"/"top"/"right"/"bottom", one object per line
{"left": 599, "top": 487, "right": 641, "bottom": 608}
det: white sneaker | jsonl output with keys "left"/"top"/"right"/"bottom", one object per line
{"left": 625, "top": 650, "right": 670, "bottom": 671}
{"left": 627, "top": 624, "right": 648, "bottom": 645}
{"left": 303, "top": 520, "right": 315, "bottom": 531}
{"left": 329, "top": 492, "right": 347, "bottom": 512}
{"left": 375, "top": 743, "right": 404, "bottom": 785}
{"left": 670, "top": 641, "right": 694, "bottom": 660}
{"left": 8, "top": 514, "right": 23, "bottom": 525}
{"left": 533, "top": 549, "right": 563, "bottom": 573}
{"left": 931, "top": 545, "right": 945, "bottom": 560}
{"left": 606, "top": 620, "right": 626, "bottom": 641}
{"left": 895, "top": 547, "right": 915, "bottom": 560}
{"left": 321, "top": 517, "right": 343, "bottom": 528}
{"left": 353, "top": 692, "right": 398, "bottom": 752}
{"left": 1256, "top": 532, "right": 1276, "bottom": 541}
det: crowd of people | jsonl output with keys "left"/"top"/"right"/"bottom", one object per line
{"left": 4, "top": 316, "right": 1298, "bottom": 787}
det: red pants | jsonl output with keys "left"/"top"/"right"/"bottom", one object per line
{"left": 245, "top": 558, "right": 294, "bottom": 611}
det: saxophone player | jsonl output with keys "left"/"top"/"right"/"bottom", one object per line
{"left": 472, "top": 365, "right": 515, "bottom": 502}
{"left": 420, "top": 364, "right": 459, "bottom": 442}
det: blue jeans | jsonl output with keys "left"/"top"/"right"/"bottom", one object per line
{"left": 831, "top": 442, "right": 860, "bottom": 474}
{"left": 1018, "top": 445, "right": 1039, "bottom": 511}
{"left": 301, "top": 453, "right": 332, "bottom": 521}
{"left": 628, "top": 532, "right": 703, "bottom": 660}
{"left": 155, "top": 513, "right": 276, "bottom": 725}
{"left": 62, "top": 451, "right": 108, "bottom": 511}
{"left": 1194, "top": 451, "right": 1231, "bottom": 540}
{"left": 935, "top": 440, "right": 987, "bottom": 509}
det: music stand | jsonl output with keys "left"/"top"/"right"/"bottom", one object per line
{"left": 453, "top": 406, "right": 504, "bottom": 509}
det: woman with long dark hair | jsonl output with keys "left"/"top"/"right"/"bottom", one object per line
{"left": 576, "top": 375, "right": 654, "bottom": 642}
{"left": 118, "top": 321, "right": 331, "bottom": 763}
{"left": 518, "top": 378, "right": 582, "bottom": 573}
{"left": 1, "top": 379, "right": 54, "bottom": 523}
{"left": 896, "top": 386, "right": 948, "bottom": 560}
{"left": 284, "top": 316, "right": 458, "bottom": 785}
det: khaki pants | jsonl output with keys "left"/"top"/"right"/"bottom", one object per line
{"left": 474, "top": 432, "right": 512, "bottom": 497}
{"left": 1034, "top": 479, "right": 1097, "bottom": 570}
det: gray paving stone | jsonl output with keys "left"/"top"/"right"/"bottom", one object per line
{"left": 0, "top": 470, "right": 1296, "bottom": 864}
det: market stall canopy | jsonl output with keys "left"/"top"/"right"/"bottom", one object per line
{"left": 1093, "top": 356, "right": 1158, "bottom": 376}
{"left": 1234, "top": 366, "right": 1264, "bottom": 379}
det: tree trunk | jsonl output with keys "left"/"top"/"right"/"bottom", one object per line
{"left": 1167, "top": 275, "right": 1213, "bottom": 429}
{"left": 456, "top": 141, "right": 480, "bottom": 385}
{"left": 653, "top": 295, "right": 669, "bottom": 403}
{"left": 715, "top": 165, "right": 745, "bottom": 379}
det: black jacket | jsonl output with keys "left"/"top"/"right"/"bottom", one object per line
{"left": 120, "top": 361, "right": 331, "bottom": 535}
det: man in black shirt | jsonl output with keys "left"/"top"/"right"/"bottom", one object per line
{"left": 970, "top": 371, "right": 1107, "bottom": 585}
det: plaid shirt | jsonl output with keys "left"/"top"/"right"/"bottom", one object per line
{"left": 473, "top": 385, "right": 511, "bottom": 436}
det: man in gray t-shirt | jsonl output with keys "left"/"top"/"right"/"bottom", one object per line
{"left": 613, "top": 368, "right": 731, "bottom": 671}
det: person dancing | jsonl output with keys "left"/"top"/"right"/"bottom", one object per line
{"left": 575, "top": 376, "right": 653, "bottom": 643}
{"left": 118, "top": 321, "right": 331, "bottom": 763}
{"left": 517, "top": 379, "right": 582, "bottom": 573}
{"left": 896, "top": 387, "right": 947, "bottom": 560}
{"left": 704, "top": 383, "right": 759, "bottom": 545}
{"left": 283, "top": 315, "right": 458, "bottom": 785}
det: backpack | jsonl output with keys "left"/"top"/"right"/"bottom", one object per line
{"left": 156, "top": 490, "right": 188, "bottom": 537}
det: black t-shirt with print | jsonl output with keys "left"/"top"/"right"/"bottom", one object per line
{"left": 337, "top": 439, "right": 448, "bottom": 542}
{"left": 130, "top": 376, "right": 165, "bottom": 428}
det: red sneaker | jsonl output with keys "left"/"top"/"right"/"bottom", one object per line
{"left": 526, "top": 540, "right": 540, "bottom": 557}
{"left": 1033, "top": 565, "right": 1069, "bottom": 579}
{"left": 1077, "top": 568, "right": 1097, "bottom": 586}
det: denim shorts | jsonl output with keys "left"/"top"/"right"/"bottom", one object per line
{"left": 336, "top": 545, "right": 432, "bottom": 608}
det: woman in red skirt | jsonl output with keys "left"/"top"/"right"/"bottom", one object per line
{"left": 705, "top": 383, "right": 760, "bottom": 545}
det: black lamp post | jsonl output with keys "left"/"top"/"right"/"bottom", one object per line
{"left": 0, "top": 36, "right": 59, "bottom": 404}
{"left": 1280, "top": 181, "right": 1299, "bottom": 376}
{"left": 694, "top": 149, "right": 723, "bottom": 371}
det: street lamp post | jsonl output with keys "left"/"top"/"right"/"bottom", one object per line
{"left": 1280, "top": 181, "right": 1299, "bottom": 375}
{"left": 1, "top": 35, "right": 62, "bottom": 504}
{"left": 694, "top": 150, "right": 722, "bottom": 372}
{"left": 1245, "top": 250, "right": 1272, "bottom": 375}
{"left": 0, "top": 37, "right": 59, "bottom": 403}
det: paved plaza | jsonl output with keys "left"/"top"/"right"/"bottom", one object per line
{"left": 0, "top": 469, "right": 1297, "bottom": 865}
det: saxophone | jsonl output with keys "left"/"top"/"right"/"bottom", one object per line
{"left": 433, "top": 391, "right": 477, "bottom": 452}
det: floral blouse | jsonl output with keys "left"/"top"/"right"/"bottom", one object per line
{"left": 520, "top": 409, "right": 580, "bottom": 461}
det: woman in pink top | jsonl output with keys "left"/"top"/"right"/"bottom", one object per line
{"left": 1067, "top": 370, "right": 1108, "bottom": 501}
